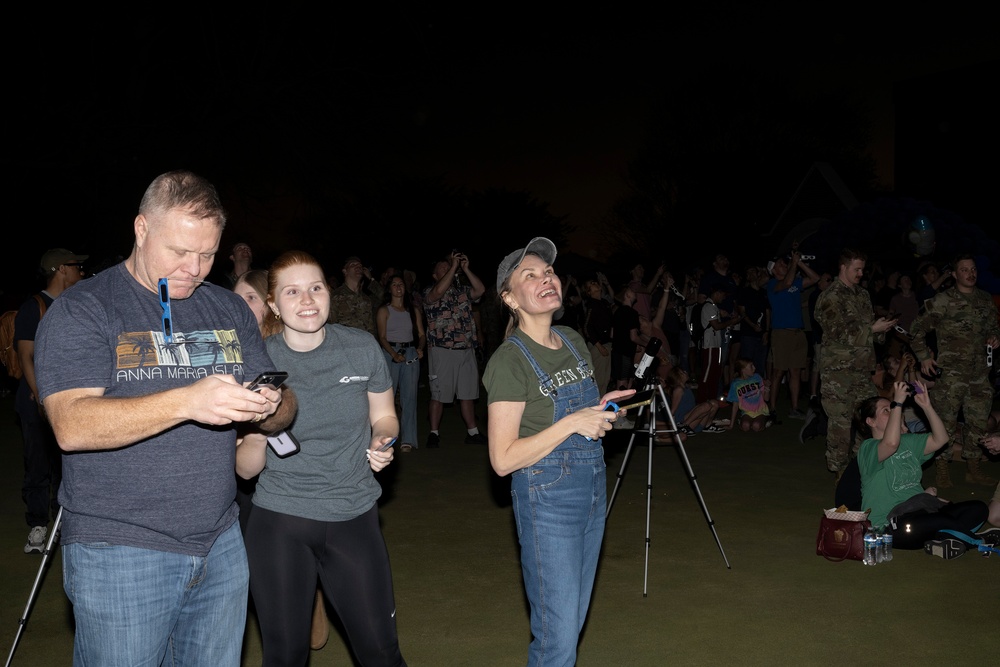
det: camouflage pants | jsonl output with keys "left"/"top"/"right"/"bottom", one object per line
{"left": 821, "top": 371, "right": 872, "bottom": 473}
{"left": 933, "top": 369, "right": 992, "bottom": 462}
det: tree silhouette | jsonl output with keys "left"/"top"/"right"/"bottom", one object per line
{"left": 125, "top": 334, "right": 158, "bottom": 367}
{"left": 224, "top": 338, "right": 243, "bottom": 362}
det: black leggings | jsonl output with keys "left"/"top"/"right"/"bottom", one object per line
{"left": 245, "top": 504, "right": 405, "bottom": 666}
{"left": 889, "top": 500, "right": 988, "bottom": 550}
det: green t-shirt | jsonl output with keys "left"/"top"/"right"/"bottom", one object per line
{"left": 858, "top": 432, "right": 932, "bottom": 528}
{"left": 482, "top": 326, "right": 595, "bottom": 439}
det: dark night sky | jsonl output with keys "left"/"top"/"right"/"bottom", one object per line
{"left": 4, "top": 6, "right": 998, "bottom": 303}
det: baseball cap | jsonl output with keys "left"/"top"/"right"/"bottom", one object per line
{"left": 40, "top": 248, "right": 88, "bottom": 274}
{"left": 496, "top": 237, "right": 557, "bottom": 292}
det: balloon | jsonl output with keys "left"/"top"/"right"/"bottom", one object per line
{"left": 909, "top": 216, "right": 936, "bottom": 256}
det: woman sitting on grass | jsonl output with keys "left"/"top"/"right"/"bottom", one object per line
{"left": 854, "top": 379, "right": 998, "bottom": 559}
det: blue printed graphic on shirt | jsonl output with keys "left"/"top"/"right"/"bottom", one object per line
{"left": 114, "top": 328, "right": 247, "bottom": 382}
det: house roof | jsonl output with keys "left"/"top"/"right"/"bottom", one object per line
{"left": 763, "top": 162, "right": 860, "bottom": 255}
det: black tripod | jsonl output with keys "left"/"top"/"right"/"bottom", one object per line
{"left": 606, "top": 358, "right": 731, "bottom": 597}
{"left": 6, "top": 507, "right": 62, "bottom": 667}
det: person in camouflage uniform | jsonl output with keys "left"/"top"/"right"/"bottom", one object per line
{"left": 909, "top": 254, "right": 1000, "bottom": 487}
{"left": 815, "top": 248, "right": 897, "bottom": 478}
{"left": 329, "top": 255, "right": 384, "bottom": 336}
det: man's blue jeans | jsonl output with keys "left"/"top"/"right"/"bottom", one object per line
{"left": 511, "top": 442, "right": 606, "bottom": 667}
{"left": 62, "top": 520, "right": 248, "bottom": 666}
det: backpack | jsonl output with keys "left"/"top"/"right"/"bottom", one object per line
{"left": 0, "top": 294, "right": 47, "bottom": 380}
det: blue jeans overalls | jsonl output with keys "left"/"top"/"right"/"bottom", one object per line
{"left": 506, "top": 329, "right": 606, "bottom": 667}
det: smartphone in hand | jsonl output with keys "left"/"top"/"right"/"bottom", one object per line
{"left": 247, "top": 371, "right": 288, "bottom": 392}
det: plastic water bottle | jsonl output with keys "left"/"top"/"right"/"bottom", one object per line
{"left": 863, "top": 526, "right": 879, "bottom": 566}
{"left": 875, "top": 528, "right": 886, "bottom": 563}
{"left": 882, "top": 528, "right": 893, "bottom": 562}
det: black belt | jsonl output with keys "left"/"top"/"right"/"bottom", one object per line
{"left": 389, "top": 341, "right": 414, "bottom": 348}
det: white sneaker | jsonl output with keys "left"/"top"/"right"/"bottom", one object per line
{"left": 24, "top": 526, "right": 47, "bottom": 554}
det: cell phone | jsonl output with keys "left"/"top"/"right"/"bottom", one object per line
{"left": 909, "top": 382, "right": 923, "bottom": 394}
{"left": 247, "top": 371, "right": 288, "bottom": 392}
{"left": 266, "top": 430, "right": 300, "bottom": 458}
{"left": 378, "top": 437, "right": 398, "bottom": 452}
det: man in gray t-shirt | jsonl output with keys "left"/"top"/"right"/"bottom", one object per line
{"left": 35, "top": 170, "right": 297, "bottom": 666}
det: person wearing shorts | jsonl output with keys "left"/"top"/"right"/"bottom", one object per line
{"left": 765, "top": 250, "right": 820, "bottom": 421}
{"left": 422, "top": 250, "right": 489, "bottom": 447}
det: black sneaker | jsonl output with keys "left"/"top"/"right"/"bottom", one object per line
{"left": 976, "top": 527, "right": 1000, "bottom": 547}
{"left": 425, "top": 432, "right": 440, "bottom": 448}
{"left": 464, "top": 432, "right": 487, "bottom": 445}
{"left": 924, "top": 538, "right": 968, "bottom": 559}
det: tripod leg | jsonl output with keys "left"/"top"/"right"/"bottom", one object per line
{"left": 644, "top": 398, "right": 655, "bottom": 597}
{"left": 607, "top": 400, "right": 652, "bottom": 518}
{"left": 653, "top": 384, "right": 732, "bottom": 570}
{"left": 673, "top": 439, "right": 731, "bottom": 567}
{"left": 607, "top": 381, "right": 732, "bottom": 597}
{"left": 6, "top": 506, "right": 62, "bottom": 667}
{"left": 607, "top": 427, "right": 639, "bottom": 518}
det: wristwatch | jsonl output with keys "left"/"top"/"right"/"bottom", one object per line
{"left": 889, "top": 401, "right": 903, "bottom": 410}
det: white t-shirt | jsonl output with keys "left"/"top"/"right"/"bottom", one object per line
{"left": 701, "top": 300, "right": 724, "bottom": 349}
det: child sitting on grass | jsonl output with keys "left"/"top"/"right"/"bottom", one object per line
{"left": 726, "top": 358, "right": 771, "bottom": 431}
{"left": 663, "top": 367, "right": 725, "bottom": 437}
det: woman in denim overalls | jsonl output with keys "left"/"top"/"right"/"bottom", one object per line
{"left": 483, "top": 238, "right": 635, "bottom": 667}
